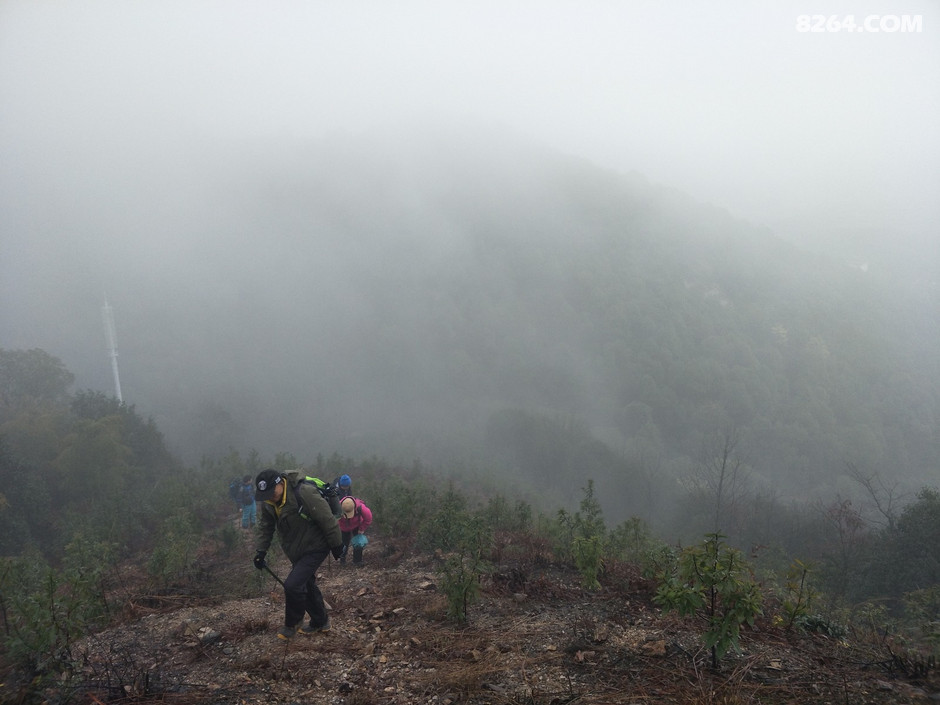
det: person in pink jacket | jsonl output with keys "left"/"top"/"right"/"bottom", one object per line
{"left": 338, "top": 496, "right": 373, "bottom": 565}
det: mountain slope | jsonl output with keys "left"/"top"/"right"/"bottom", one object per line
{"left": 33, "top": 520, "right": 938, "bottom": 705}
{"left": 7, "top": 124, "right": 937, "bottom": 518}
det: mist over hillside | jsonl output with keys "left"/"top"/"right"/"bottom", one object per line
{"left": 2, "top": 125, "right": 937, "bottom": 524}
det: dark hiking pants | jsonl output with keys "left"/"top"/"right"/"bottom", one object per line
{"left": 283, "top": 549, "right": 329, "bottom": 629}
{"left": 341, "top": 530, "right": 364, "bottom": 564}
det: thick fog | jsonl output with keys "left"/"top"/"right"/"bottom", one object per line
{"left": 3, "top": 1, "right": 938, "bottom": 240}
{"left": 1, "top": 1, "right": 938, "bottom": 494}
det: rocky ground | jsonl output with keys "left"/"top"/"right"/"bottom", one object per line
{"left": 12, "top": 526, "right": 940, "bottom": 705}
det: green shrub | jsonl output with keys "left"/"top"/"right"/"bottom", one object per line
{"left": 655, "top": 532, "right": 763, "bottom": 669}
{"left": 640, "top": 543, "right": 678, "bottom": 581}
{"left": 215, "top": 522, "right": 245, "bottom": 556}
{"left": 419, "top": 485, "right": 473, "bottom": 552}
{"left": 573, "top": 535, "right": 603, "bottom": 590}
{"left": 903, "top": 586, "right": 940, "bottom": 654}
{"left": 436, "top": 514, "right": 492, "bottom": 623}
{"left": 776, "top": 559, "right": 818, "bottom": 632}
{"left": 853, "top": 600, "right": 893, "bottom": 641}
{"left": 0, "top": 537, "right": 115, "bottom": 696}
{"left": 794, "top": 613, "right": 847, "bottom": 638}
{"left": 370, "top": 475, "right": 437, "bottom": 539}
{"left": 558, "top": 480, "right": 607, "bottom": 589}
{"left": 147, "top": 510, "right": 201, "bottom": 587}
{"left": 480, "top": 494, "right": 533, "bottom": 533}
{"left": 440, "top": 552, "right": 482, "bottom": 623}
{"left": 607, "top": 516, "right": 654, "bottom": 563}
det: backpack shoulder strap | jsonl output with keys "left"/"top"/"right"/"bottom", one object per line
{"left": 292, "top": 479, "right": 313, "bottom": 520}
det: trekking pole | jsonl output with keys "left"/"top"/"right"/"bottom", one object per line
{"left": 262, "top": 562, "right": 285, "bottom": 587}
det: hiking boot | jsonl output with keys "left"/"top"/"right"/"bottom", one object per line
{"left": 276, "top": 625, "right": 300, "bottom": 640}
{"left": 300, "top": 617, "right": 331, "bottom": 634}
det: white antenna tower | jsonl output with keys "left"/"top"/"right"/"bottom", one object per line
{"left": 102, "top": 296, "right": 124, "bottom": 402}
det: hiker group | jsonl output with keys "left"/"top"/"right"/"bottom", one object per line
{"left": 245, "top": 467, "right": 373, "bottom": 640}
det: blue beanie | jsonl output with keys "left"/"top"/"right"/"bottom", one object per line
{"left": 339, "top": 474, "right": 352, "bottom": 487}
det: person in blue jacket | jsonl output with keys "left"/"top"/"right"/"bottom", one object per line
{"left": 239, "top": 475, "right": 257, "bottom": 529}
{"left": 334, "top": 474, "right": 353, "bottom": 499}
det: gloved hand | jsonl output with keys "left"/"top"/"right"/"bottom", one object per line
{"left": 331, "top": 544, "right": 343, "bottom": 560}
{"left": 253, "top": 550, "right": 266, "bottom": 570}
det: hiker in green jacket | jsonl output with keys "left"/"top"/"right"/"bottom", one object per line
{"left": 253, "top": 468, "right": 343, "bottom": 640}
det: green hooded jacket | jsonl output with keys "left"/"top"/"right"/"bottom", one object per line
{"left": 255, "top": 471, "right": 342, "bottom": 562}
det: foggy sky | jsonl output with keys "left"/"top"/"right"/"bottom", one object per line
{"left": 3, "top": 1, "right": 938, "bottom": 232}
{"left": 1, "top": 0, "right": 938, "bottom": 392}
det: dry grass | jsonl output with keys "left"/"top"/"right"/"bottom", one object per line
{"left": 5, "top": 531, "right": 935, "bottom": 705}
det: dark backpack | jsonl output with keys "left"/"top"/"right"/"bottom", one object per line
{"left": 293, "top": 475, "right": 341, "bottom": 519}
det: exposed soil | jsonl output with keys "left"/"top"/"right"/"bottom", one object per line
{"left": 7, "top": 526, "right": 939, "bottom": 705}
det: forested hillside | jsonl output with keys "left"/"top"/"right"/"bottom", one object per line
{"left": 0, "top": 348, "right": 185, "bottom": 558}
{"left": 4, "top": 126, "right": 938, "bottom": 528}
{"left": 1, "top": 345, "right": 938, "bottom": 702}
